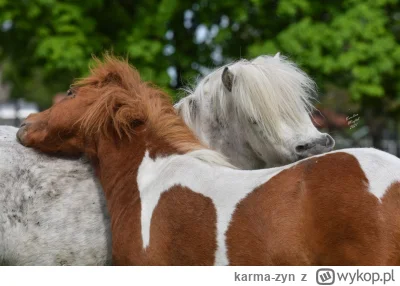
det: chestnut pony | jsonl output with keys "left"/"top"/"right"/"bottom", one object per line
{"left": 18, "top": 57, "right": 400, "bottom": 265}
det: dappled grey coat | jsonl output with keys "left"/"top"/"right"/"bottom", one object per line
{"left": 0, "top": 126, "right": 111, "bottom": 265}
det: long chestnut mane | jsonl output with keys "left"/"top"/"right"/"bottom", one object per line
{"left": 76, "top": 55, "right": 204, "bottom": 154}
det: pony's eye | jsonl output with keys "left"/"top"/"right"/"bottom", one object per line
{"left": 67, "top": 89, "right": 74, "bottom": 97}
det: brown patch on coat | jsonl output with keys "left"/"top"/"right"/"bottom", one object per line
{"left": 226, "top": 153, "right": 398, "bottom": 265}
{"left": 145, "top": 186, "right": 217, "bottom": 265}
{"left": 380, "top": 182, "right": 400, "bottom": 265}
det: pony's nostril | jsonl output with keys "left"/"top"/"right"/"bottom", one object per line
{"left": 295, "top": 144, "right": 308, "bottom": 153}
{"left": 296, "top": 135, "right": 335, "bottom": 156}
{"left": 325, "top": 135, "right": 335, "bottom": 148}
{"left": 19, "top": 121, "right": 33, "bottom": 128}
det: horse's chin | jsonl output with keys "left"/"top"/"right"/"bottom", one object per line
{"left": 296, "top": 150, "right": 332, "bottom": 162}
{"left": 295, "top": 153, "right": 313, "bottom": 161}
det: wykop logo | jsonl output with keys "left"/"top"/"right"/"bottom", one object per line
{"left": 316, "top": 268, "right": 335, "bottom": 285}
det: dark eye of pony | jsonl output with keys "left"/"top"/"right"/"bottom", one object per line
{"left": 66, "top": 89, "right": 74, "bottom": 97}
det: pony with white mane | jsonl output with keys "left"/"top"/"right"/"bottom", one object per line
{"left": 176, "top": 53, "right": 334, "bottom": 169}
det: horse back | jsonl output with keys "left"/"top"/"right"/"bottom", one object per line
{"left": 225, "top": 150, "right": 400, "bottom": 265}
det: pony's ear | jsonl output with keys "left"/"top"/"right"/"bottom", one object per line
{"left": 222, "top": 67, "right": 234, "bottom": 92}
{"left": 103, "top": 71, "right": 123, "bottom": 86}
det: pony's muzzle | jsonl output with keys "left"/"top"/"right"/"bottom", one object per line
{"left": 16, "top": 121, "right": 31, "bottom": 146}
{"left": 295, "top": 134, "right": 335, "bottom": 158}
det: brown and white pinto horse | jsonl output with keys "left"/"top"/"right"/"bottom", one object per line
{"left": 17, "top": 57, "right": 400, "bottom": 266}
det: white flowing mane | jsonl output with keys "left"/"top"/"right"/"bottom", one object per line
{"left": 187, "top": 149, "right": 236, "bottom": 169}
{"left": 182, "top": 54, "right": 317, "bottom": 142}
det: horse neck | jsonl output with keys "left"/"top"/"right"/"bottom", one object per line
{"left": 95, "top": 123, "right": 198, "bottom": 204}
{"left": 93, "top": 135, "right": 141, "bottom": 212}
{"left": 89, "top": 121, "right": 203, "bottom": 264}
{"left": 93, "top": 130, "right": 171, "bottom": 202}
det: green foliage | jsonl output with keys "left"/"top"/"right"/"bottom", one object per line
{"left": 0, "top": 0, "right": 180, "bottom": 106}
{"left": 0, "top": 0, "right": 400, "bottom": 114}
{"left": 247, "top": 0, "right": 400, "bottom": 103}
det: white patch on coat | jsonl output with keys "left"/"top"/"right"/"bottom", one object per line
{"left": 343, "top": 148, "right": 400, "bottom": 200}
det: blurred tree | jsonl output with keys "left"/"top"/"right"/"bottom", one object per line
{"left": 1, "top": 0, "right": 400, "bottom": 145}
{"left": 0, "top": 0, "right": 183, "bottom": 106}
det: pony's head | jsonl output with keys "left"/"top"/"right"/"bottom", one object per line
{"left": 17, "top": 56, "right": 201, "bottom": 157}
{"left": 176, "top": 53, "right": 334, "bottom": 169}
